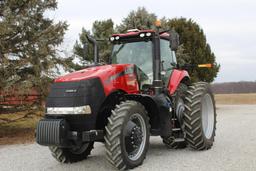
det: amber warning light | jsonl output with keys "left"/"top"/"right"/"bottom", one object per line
{"left": 198, "top": 64, "right": 213, "bottom": 68}
{"left": 155, "top": 20, "right": 161, "bottom": 27}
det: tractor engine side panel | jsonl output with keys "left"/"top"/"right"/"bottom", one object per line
{"left": 167, "top": 69, "right": 190, "bottom": 95}
{"left": 102, "top": 65, "right": 140, "bottom": 95}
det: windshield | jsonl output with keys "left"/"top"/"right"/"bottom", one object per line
{"left": 111, "top": 41, "right": 153, "bottom": 76}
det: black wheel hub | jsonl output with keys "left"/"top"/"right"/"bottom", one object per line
{"left": 125, "top": 121, "right": 143, "bottom": 156}
{"left": 176, "top": 98, "right": 185, "bottom": 125}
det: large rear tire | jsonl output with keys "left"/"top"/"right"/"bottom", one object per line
{"left": 183, "top": 82, "right": 216, "bottom": 150}
{"left": 104, "top": 100, "right": 150, "bottom": 170}
{"left": 49, "top": 142, "right": 94, "bottom": 163}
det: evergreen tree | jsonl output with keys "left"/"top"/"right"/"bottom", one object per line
{"left": 73, "top": 19, "right": 114, "bottom": 66}
{"left": 93, "top": 19, "right": 114, "bottom": 62}
{"left": 0, "top": 0, "right": 68, "bottom": 102}
{"left": 72, "top": 28, "right": 94, "bottom": 69}
{"left": 73, "top": 7, "right": 220, "bottom": 82}
{"left": 116, "top": 7, "right": 157, "bottom": 32}
{"left": 167, "top": 18, "right": 220, "bottom": 82}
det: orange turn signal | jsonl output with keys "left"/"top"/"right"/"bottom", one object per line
{"left": 155, "top": 20, "right": 161, "bottom": 27}
{"left": 198, "top": 64, "right": 212, "bottom": 68}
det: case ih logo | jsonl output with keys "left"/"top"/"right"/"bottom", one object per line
{"left": 65, "top": 89, "right": 77, "bottom": 93}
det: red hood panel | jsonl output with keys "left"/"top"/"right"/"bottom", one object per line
{"left": 55, "top": 64, "right": 131, "bottom": 82}
{"left": 54, "top": 64, "right": 139, "bottom": 95}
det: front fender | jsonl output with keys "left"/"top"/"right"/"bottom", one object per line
{"left": 125, "top": 94, "right": 160, "bottom": 130}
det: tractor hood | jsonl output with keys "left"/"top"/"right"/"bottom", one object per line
{"left": 54, "top": 64, "right": 139, "bottom": 95}
{"left": 55, "top": 64, "right": 132, "bottom": 83}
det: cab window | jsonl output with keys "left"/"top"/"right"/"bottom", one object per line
{"left": 160, "top": 39, "right": 176, "bottom": 71}
{"left": 160, "top": 39, "right": 177, "bottom": 84}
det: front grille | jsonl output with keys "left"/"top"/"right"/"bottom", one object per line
{"left": 45, "top": 78, "right": 106, "bottom": 131}
{"left": 46, "top": 78, "right": 105, "bottom": 112}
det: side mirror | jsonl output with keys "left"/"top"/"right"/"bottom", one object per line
{"left": 169, "top": 30, "right": 179, "bottom": 51}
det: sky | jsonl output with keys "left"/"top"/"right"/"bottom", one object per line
{"left": 51, "top": 0, "right": 256, "bottom": 83}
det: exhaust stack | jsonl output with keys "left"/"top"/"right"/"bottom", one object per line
{"left": 86, "top": 35, "right": 99, "bottom": 64}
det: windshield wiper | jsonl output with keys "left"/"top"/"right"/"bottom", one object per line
{"left": 112, "top": 44, "right": 125, "bottom": 58}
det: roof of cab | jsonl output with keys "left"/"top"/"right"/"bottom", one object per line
{"left": 111, "top": 29, "right": 170, "bottom": 39}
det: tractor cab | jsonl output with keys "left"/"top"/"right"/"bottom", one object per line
{"left": 110, "top": 29, "right": 177, "bottom": 91}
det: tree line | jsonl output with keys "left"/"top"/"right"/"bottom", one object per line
{"left": 0, "top": 1, "right": 220, "bottom": 104}
{"left": 211, "top": 81, "right": 256, "bottom": 94}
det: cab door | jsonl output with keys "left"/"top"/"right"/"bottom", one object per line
{"left": 160, "top": 39, "right": 177, "bottom": 86}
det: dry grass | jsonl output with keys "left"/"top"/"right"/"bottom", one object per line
{"left": 215, "top": 93, "right": 256, "bottom": 105}
{"left": 0, "top": 110, "right": 43, "bottom": 145}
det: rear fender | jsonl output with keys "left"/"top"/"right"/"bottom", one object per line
{"left": 167, "top": 69, "right": 190, "bottom": 95}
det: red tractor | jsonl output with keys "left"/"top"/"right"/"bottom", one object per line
{"left": 36, "top": 24, "right": 216, "bottom": 170}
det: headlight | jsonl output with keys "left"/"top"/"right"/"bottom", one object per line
{"left": 115, "top": 36, "right": 120, "bottom": 40}
{"left": 139, "top": 33, "right": 145, "bottom": 38}
{"left": 146, "top": 32, "right": 151, "bottom": 37}
{"left": 46, "top": 105, "right": 92, "bottom": 115}
{"left": 110, "top": 37, "right": 115, "bottom": 41}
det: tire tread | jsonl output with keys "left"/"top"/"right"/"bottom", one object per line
{"left": 104, "top": 100, "right": 150, "bottom": 170}
{"left": 183, "top": 82, "right": 216, "bottom": 150}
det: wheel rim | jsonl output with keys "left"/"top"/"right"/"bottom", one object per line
{"left": 70, "top": 143, "right": 89, "bottom": 154}
{"left": 124, "top": 113, "right": 147, "bottom": 161}
{"left": 201, "top": 94, "right": 214, "bottom": 139}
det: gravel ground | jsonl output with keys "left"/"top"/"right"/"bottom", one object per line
{"left": 1, "top": 105, "right": 256, "bottom": 171}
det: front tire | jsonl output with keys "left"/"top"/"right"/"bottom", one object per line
{"left": 183, "top": 82, "right": 216, "bottom": 150}
{"left": 104, "top": 100, "right": 150, "bottom": 170}
{"left": 49, "top": 142, "right": 94, "bottom": 163}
